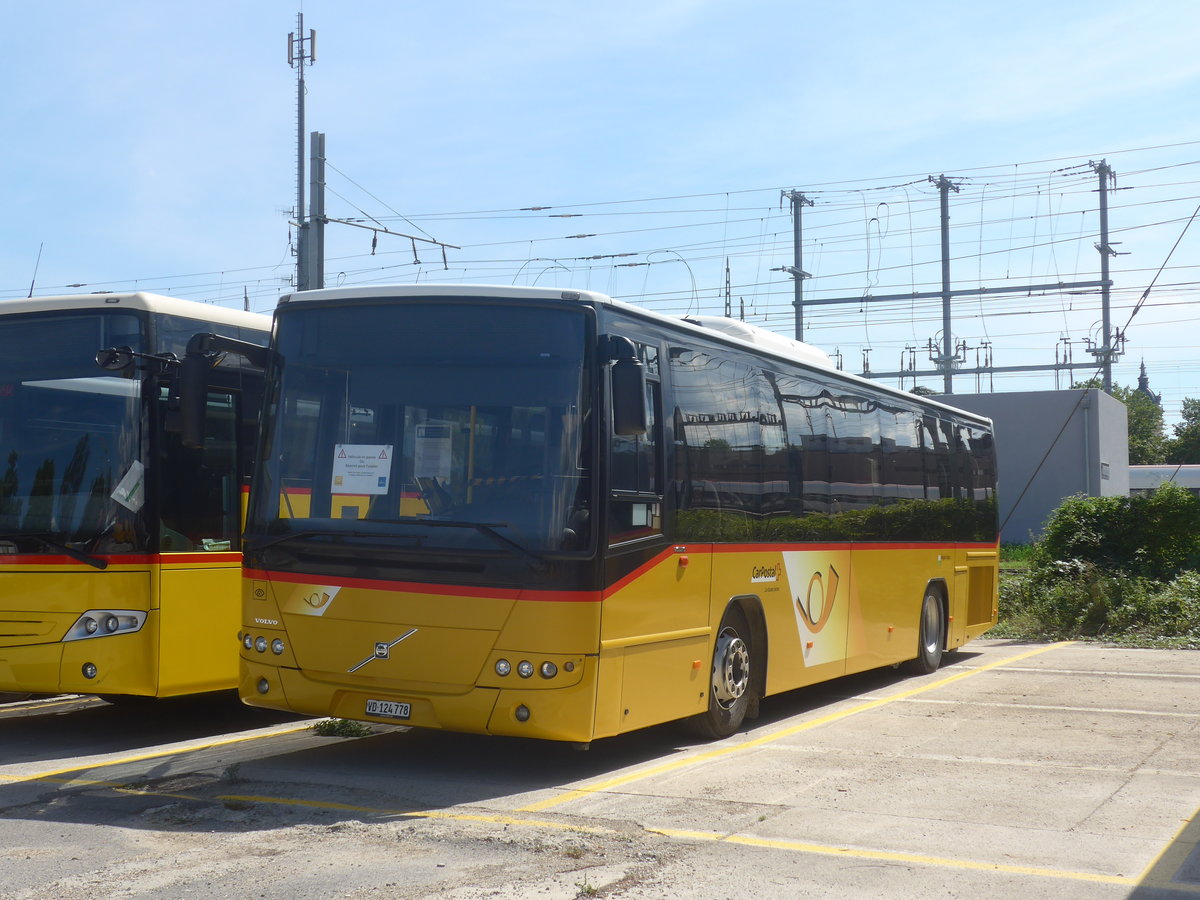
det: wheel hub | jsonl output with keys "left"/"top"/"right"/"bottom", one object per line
{"left": 712, "top": 630, "right": 749, "bottom": 706}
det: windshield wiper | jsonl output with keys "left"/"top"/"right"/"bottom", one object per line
{"left": 245, "top": 528, "right": 428, "bottom": 559}
{"left": 244, "top": 530, "right": 341, "bottom": 558}
{"left": 248, "top": 520, "right": 547, "bottom": 572}
{"left": 0, "top": 533, "right": 108, "bottom": 570}
{"left": 389, "top": 517, "right": 547, "bottom": 572}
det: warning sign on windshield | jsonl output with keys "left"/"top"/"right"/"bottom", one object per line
{"left": 331, "top": 444, "right": 393, "bottom": 495}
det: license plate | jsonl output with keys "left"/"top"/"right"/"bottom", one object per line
{"left": 365, "top": 698, "right": 411, "bottom": 720}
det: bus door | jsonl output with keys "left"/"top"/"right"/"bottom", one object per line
{"left": 156, "top": 387, "right": 243, "bottom": 695}
{"left": 598, "top": 338, "right": 710, "bottom": 735}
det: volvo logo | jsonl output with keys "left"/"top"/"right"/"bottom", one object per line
{"left": 347, "top": 628, "right": 418, "bottom": 673}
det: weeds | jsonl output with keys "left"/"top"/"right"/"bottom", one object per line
{"left": 996, "top": 485, "right": 1200, "bottom": 646}
{"left": 311, "top": 718, "right": 375, "bottom": 738}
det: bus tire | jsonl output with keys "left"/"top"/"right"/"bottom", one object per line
{"left": 689, "top": 604, "right": 753, "bottom": 739}
{"left": 906, "top": 588, "right": 945, "bottom": 674}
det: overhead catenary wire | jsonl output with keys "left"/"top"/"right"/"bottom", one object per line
{"left": 9, "top": 142, "right": 1200, "bottom": 428}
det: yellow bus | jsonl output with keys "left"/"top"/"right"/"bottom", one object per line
{"left": 0, "top": 292, "right": 269, "bottom": 701}
{"left": 218, "top": 285, "right": 997, "bottom": 742}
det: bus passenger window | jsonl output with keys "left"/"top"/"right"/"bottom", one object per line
{"left": 610, "top": 379, "right": 661, "bottom": 544}
{"left": 159, "top": 390, "right": 239, "bottom": 551}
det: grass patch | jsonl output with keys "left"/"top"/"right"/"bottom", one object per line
{"left": 999, "top": 542, "right": 1036, "bottom": 567}
{"left": 311, "top": 718, "right": 375, "bottom": 738}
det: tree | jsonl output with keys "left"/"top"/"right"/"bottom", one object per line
{"left": 1165, "top": 397, "right": 1200, "bottom": 464}
{"left": 1073, "top": 379, "right": 1166, "bottom": 465}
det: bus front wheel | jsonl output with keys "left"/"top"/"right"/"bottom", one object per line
{"left": 906, "top": 589, "right": 945, "bottom": 674}
{"left": 689, "top": 605, "right": 753, "bottom": 739}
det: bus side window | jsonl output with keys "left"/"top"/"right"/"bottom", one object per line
{"left": 609, "top": 347, "right": 662, "bottom": 544}
{"left": 160, "top": 390, "right": 239, "bottom": 551}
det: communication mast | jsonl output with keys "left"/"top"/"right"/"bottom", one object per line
{"left": 289, "top": 15, "right": 317, "bottom": 290}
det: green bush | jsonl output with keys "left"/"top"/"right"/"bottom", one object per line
{"left": 998, "top": 483, "right": 1200, "bottom": 644}
{"left": 1033, "top": 483, "right": 1200, "bottom": 580}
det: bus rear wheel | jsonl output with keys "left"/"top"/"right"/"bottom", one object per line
{"left": 689, "top": 605, "right": 753, "bottom": 739}
{"left": 906, "top": 589, "right": 945, "bottom": 674}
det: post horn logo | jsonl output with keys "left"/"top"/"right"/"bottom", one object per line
{"left": 796, "top": 565, "right": 839, "bottom": 633}
{"left": 304, "top": 591, "right": 333, "bottom": 610}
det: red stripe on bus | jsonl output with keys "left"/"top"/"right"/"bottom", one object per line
{"left": 601, "top": 539, "right": 997, "bottom": 597}
{"left": 602, "top": 544, "right": 705, "bottom": 597}
{"left": 709, "top": 541, "right": 1000, "bottom": 553}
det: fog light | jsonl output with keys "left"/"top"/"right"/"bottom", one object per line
{"left": 564, "top": 661, "right": 575, "bottom": 673}
{"left": 517, "top": 660, "right": 534, "bottom": 679}
{"left": 243, "top": 634, "right": 253, "bottom": 650}
{"left": 495, "top": 659, "right": 511, "bottom": 677}
{"left": 103, "top": 615, "right": 120, "bottom": 634}
{"left": 271, "top": 638, "right": 285, "bottom": 655}
{"left": 82, "top": 662, "right": 97, "bottom": 679}
{"left": 83, "top": 617, "right": 98, "bottom": 635}
{"left": 255, "top": 636, "right": 268, "bottom": 653}
{"left": 515, "top": 704, "right": 530, "bottom": 722}
{"left": 256, "top": 678, "right": 270, "bottom": 694}
{"left": 539, "top": 661, "right": 558, "bottom": 679}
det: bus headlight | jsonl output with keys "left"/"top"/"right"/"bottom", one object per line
{"left": 271, "top": 638, "right": 285, "bottom": 655}
{"left": 63, "top": 610, "right": 147, "bottom": 642}
{"left": 255, "top": 636, "right": 268, "bottom": 653}
{"left": 517, "top": 661, "right": 534, "bottom": 679}
{"left": 539, "top": 661, "right": 558, "bottom": 679}
{"left": 243, "top": 634, "right": 254, "bottom": 650}
{"left": 495, "top": 659, "right": 512, "bottom": 677}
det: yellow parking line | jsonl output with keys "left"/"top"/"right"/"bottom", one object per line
{"left": 0, "top": 721, "right": 319, "bottom": 786}
{"left": 1136, "top": 806, "right": 1200, "bottom": 892}
{"left": 0, "top": 696, "right": 97, "bottom": 716}
{"left": 80, "top": 778, "right": 1146, "bottom": 889}
{"left": 111, "top": 783, "right": 616, "bottom": 836}
{"left": 519, "top": 641, "right": 1074, "bottom": 813}
{"left": 651, "top": 827, "right": 1136, "bottom": 886}
{"left": 219, "top": 794, "right": 614, "bottom": 834}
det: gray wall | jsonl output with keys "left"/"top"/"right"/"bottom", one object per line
{"left": 933, "top": 390, "right": 1129, "bottom": 543}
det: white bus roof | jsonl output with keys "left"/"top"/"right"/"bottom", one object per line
{"left": 0, "top": 292, "right": 271, "bottom": 330}
{"left": 278, "top": 284, "right": 992, "bottom": 426}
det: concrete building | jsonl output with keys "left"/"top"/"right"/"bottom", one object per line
{"left": 934, "top": 389, "right": 1129, "bottom": 543}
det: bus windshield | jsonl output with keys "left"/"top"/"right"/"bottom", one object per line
{"left": 0, "top": 310, "right": 146, "bottom": 552}
{"left": 250, "top": 300, "right": 592, "bottom": 555}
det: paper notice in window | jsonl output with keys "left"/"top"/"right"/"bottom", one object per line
{"left": 331, "top": 444, "right": 393, "bottom": 495}
{"left": 111, "top": 460, "right": 146, "bottom": 512}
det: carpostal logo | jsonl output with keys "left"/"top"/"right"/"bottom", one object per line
{"left": 750, "top": 563, "right": 780, "bottom": 583}
{"left": 797, "top": 565, "right": 839, "bottom": 633}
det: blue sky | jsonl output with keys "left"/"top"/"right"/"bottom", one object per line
{"left": 4, "top": 1, "right": 1200, "bottom": 425}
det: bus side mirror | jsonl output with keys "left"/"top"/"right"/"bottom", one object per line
{"left": 608, "top": 336, "right": 647, "bottom": 436}
{"left": 179, "top": 331, "right": 270, "bottom": 449}
{"left": 179, "top": 351, "right": 211, "bottom": 449}
{"left": 95, "top": 347, "right": 135, "bottom": 371}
